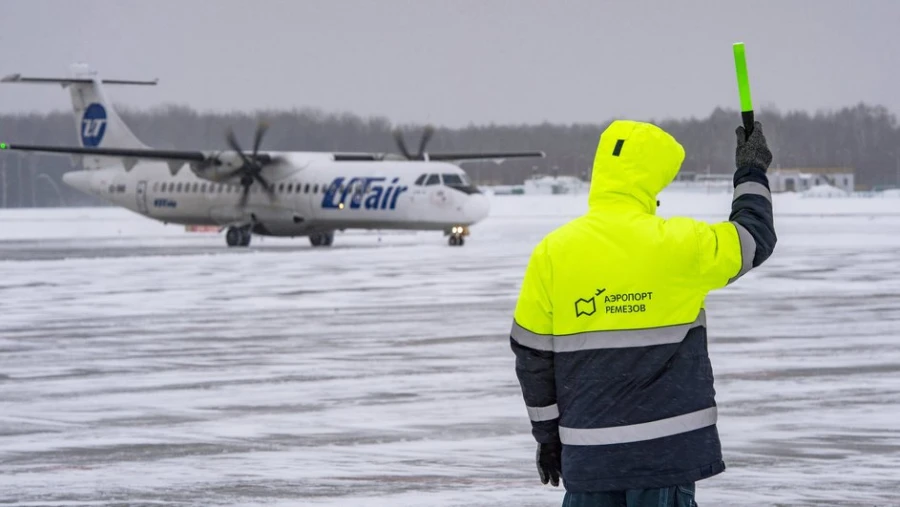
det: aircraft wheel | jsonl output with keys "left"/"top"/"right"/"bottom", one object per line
{"left": 449, "top": 235, "right": 463, "bottom": 246}
{"left": 226, "top": 227, "right": 243, "bottom": 247}
{"left": 310, "top": 232, "right": 334, "bottom": 247}
{"left": 240, "top": 228, "right": 252, "bottom": 247}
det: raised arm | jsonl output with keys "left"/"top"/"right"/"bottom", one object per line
{"left": 694, "top": 121, "right": 776, "bottom": 289}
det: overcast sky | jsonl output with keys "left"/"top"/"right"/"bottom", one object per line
{"left": 0, "top": 0, "right": 896, "bottom": 127}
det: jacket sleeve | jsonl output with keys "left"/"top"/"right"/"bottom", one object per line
{"left": 510, "top": 239, "right": 559, "bottom": 444}
{"left": 694, "top": 165, "right": 777, "bottom": 290}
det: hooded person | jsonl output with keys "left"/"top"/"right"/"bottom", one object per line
{"left": 509, "top": 120, "right": 776, "bottom": 506}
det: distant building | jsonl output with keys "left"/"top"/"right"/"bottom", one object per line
{"left": 668, "top": 170, "right": 733, "bottom": 193}
{"left": 768, "top": 168, "right": 855, "bottom": 193}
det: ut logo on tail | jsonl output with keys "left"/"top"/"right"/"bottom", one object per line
{"left": 80, "top": 103, "right": 108, "bottom": 147}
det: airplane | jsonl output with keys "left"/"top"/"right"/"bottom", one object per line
{"left": 0, "top": 64, "right": 545, "bottom": 247}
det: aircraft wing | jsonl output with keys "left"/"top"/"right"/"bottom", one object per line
{"left": 426, "top": 151, "right": 545, "bottom": 162}
{"left": 0, "top": 143, "right": 274, "bottom": 174}
{"left": 331, "top": 150, "right": 546, "bottom": 162}
{"left": 2, "top": 143, "right": 208, "bottom": 162}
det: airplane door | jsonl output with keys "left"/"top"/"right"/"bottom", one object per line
{"left": 136, "top": 180, "right": 148, "bottom": 214}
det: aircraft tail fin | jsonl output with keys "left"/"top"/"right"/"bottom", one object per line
{"left": 1, "top": 63, "right": 157, "bottom": 168}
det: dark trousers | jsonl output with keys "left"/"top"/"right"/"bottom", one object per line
{"left": 562, "top": 483, "right": 697, "bottom": 507}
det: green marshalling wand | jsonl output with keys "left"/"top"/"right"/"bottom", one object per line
{"left": 733, "top": 42, "right": 754, "bottom": 139}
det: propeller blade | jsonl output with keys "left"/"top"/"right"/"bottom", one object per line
{"left": 238, "top": 183, "right": 250, "bottom": 208}
{"left": 416, "top": 125, "right": 435, "bottom": 159}
{"left": 226, "top": 127, "right": 254, "bottom": 168}
{"left": 392, "top": 129, "right": 412, "bottom": 160}
{"left": 252, "top": 121, "right": 269, "bottom": 159}
{"left": 253, "top": 172, "right": 276, "bottom": 199}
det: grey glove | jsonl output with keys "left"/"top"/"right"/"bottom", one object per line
{"left": 536, "top": 441, "right": 561, "bottom": 487}
{"left": 735, "top": 121, "right": 773, "bottom": 173}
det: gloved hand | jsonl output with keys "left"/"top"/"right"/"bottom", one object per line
{"left": 536, "top": 441, "right": 562, "bottom": 486}
{"left": 735, "top": 121, "right": 773, "bottom": 173}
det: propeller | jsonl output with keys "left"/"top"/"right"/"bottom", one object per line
{"left": 392, "top": 125, "right": 435, "bottom": 160}
{"left": 223, "top": 121, "right": 276, "bottom": 207}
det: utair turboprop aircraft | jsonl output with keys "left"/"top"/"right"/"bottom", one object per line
{"left": 0, "top": 64, "right": 544, "bottom": 247}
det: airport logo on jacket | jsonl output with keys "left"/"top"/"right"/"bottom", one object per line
{"left": 574, "top": 288, "right": 654, "bottom": 316}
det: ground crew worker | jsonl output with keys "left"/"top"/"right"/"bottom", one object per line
{"left": 510, "top": 120, "right": 775, "bottom": 506}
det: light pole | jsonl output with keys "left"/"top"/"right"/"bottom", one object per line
{"left": 1, "top": 158, "right": 6, "bottom": 209}
{"left": 893, "top": 150, "right": 899, "bottom": 188}
{"left": 37, "top": 173, "right": 65, "bottom": 207}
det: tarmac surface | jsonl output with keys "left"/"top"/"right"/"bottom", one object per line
{"left": 2, "top": 195, "right": 899, "bottom": 506}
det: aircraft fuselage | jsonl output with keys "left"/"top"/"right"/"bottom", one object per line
{"left": 63, "top": 153, "right": 491, "bottom": 238}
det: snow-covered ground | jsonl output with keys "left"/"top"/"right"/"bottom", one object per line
{"left": 1, "top": 192, "right": 899, "bottom": 506}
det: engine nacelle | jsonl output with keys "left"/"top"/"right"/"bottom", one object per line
{"left": 189, "top": 152, "right": 246, "bottom": 183}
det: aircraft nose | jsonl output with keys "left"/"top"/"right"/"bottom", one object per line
{"left": 62, "top": 171, "right": 93, "bottom": 193}
{"left": 465, "top": 192, "right": 491, "bottom": 223}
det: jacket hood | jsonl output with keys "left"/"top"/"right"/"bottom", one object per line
{"left": 588, "top": 120, "right": 685, "bottom": 214}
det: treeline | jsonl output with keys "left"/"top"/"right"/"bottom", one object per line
{"left": 0, "top": 103, "right": 898, "bottom": 207}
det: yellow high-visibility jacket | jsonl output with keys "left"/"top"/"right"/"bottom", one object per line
{"left": 510, "top": 120, "right": 776, "bottom": 492}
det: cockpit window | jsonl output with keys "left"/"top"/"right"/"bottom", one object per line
{"left": 425, "top": 174, "right": 441, "bottom": 185}
{"left": 414, "top": 174, "right": 427, "bottom": 186}
{"left": 442, "top": 174, "right": 464, "bottom": 185}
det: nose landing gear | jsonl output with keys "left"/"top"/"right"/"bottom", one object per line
{"left": 446, "top": 225, "right": 468, "bottom": 247}
{"left": 309, "top": 231, "right": 334, "bottom": 247}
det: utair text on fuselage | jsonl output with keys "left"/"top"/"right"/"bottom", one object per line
{"left": 322, "top": 176, "right": 406, "bottom": 211}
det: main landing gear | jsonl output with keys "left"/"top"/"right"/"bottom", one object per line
{"left": 225, "top": 226, "right": 252, "bottom": 247}
{"left": 447, "top": 225, "right": 468, "bottom": 247}
{"left": 309, "top": 231, "right": 334, "bottom": 247}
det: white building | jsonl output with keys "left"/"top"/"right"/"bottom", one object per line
{"left": 768, "top": 168, "right": 855, "bottom": 193}
{"left": 667, "top": 172, "right": 733, "bottom": 193}
{"left": 522, "top": 174, "right": 589, "bottom": 195}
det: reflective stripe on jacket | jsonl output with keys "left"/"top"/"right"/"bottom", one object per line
{"left": 510, "top": 120, "right": 776, "bottom": 492}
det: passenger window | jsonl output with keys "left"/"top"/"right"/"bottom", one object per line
{"left": 200, "top": 183, "right": 207, "bottom": 193}
{"left": 414, "top": 174, "right": 427, "bottom": 186}
{"left": 425, "top": 174, "right": 441, "bottom": 185}
{"left": 176, "top": 182, "right": 183, "bottom": 192}
{"left": 442, "top": 174, "right": 463, "bottom": 185}
{"left": 313, "top": 184, "right": 319, "bottom": 193}
{"left": 191, "top": 182, "right": 198, "bottom": 193}
{"left": 152, "top": 182, "right": 158, "bottom": 192}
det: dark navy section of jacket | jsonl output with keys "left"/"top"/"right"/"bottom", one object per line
{"left": 558, "top": 326, "right": 723, "bottom": 491}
